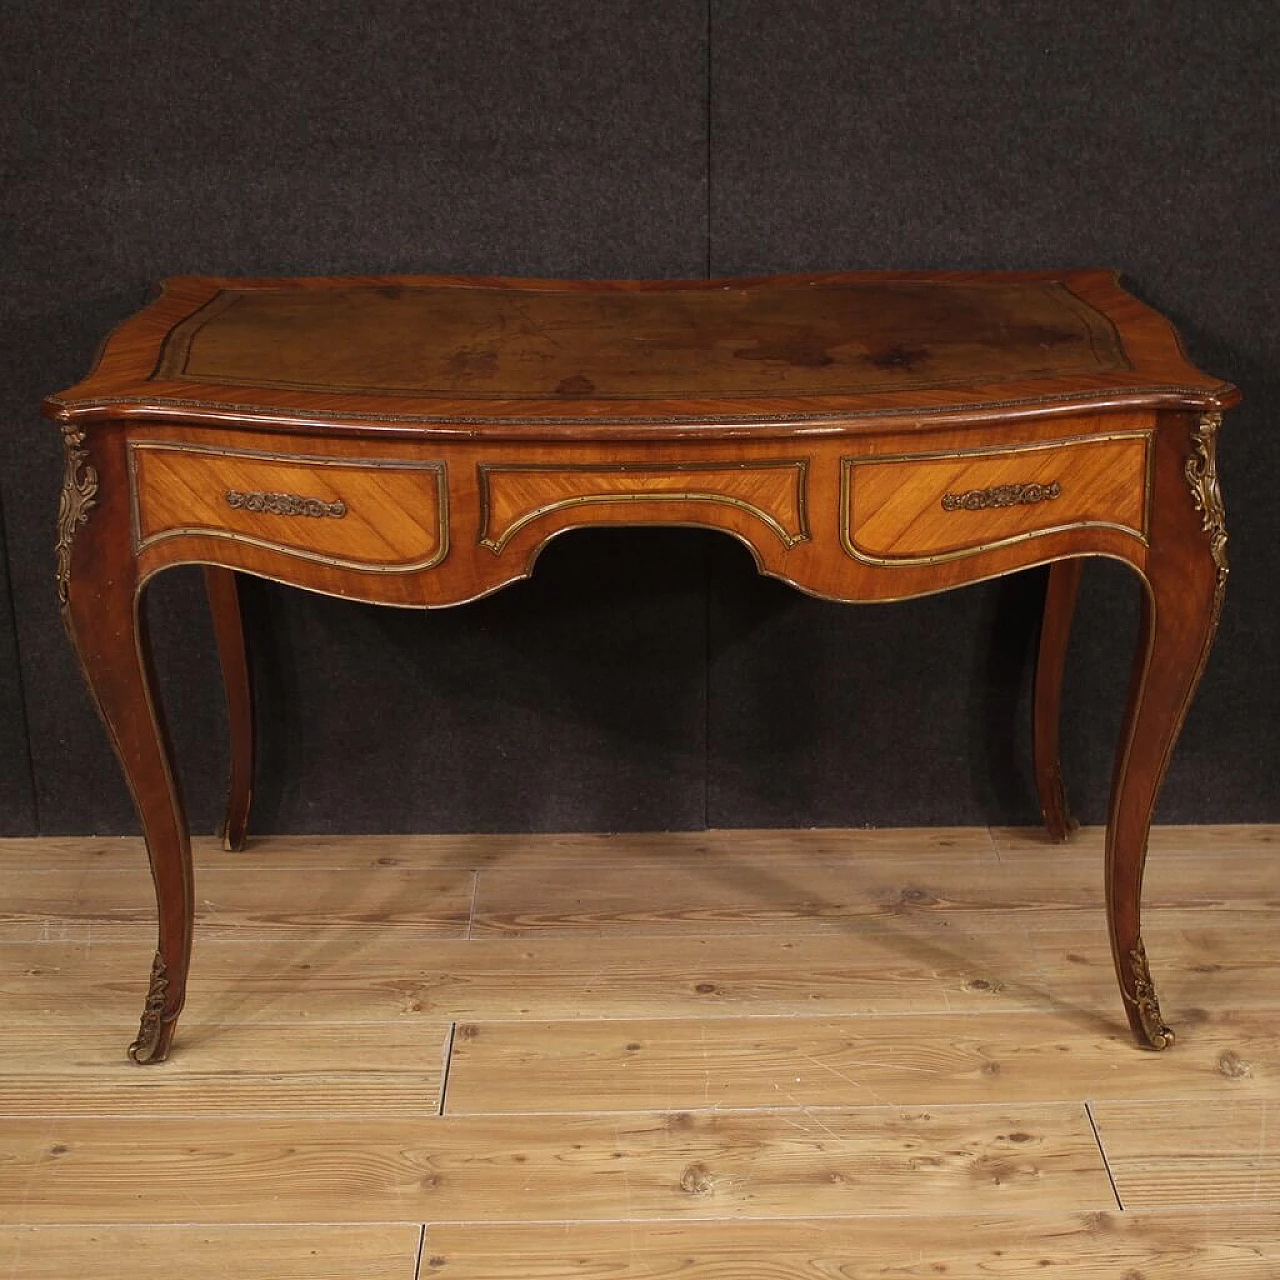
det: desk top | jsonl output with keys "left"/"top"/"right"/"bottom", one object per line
{"left": 46, "top": 270, "right": 1237, "bottom": 438}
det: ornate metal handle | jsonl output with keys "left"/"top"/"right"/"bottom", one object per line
{"left": 941, "top": 480, "right": 1060, "bottom": 512}
{"left": 226, "top": 490, "right": 347, "bottom": 519}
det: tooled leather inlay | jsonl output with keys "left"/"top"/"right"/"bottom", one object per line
{"left": 154, "top": 280, "right": 1129, "bottom": 400}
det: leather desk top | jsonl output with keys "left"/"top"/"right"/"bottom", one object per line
{"left": 44, "top": 270, "right": 1237, "bottom": 438}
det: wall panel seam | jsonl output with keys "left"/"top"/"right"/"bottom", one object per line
{"left": 0, "top": 480, "right": 39, "bottom": 833}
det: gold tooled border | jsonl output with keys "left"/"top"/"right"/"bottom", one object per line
{"left": 477, "top": 459, "right": 811, "bottom": 553}
{"left": 127, "top": 440, "right": 449, "bottom": 574}
{"left": 150, "top": 280, "right": 1128, "bottom": 400}
{"left": 152, "top": 290, "right": 245, "bottom": 381}
{"left": 839, "top": 431, "right": 1154, "bottom": 568}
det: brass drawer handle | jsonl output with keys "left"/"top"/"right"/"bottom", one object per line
{"left": 941, "top": 480, "right": 1061, "bottom": 512}
{"left": 225, "top": 489, "right": 347, "bottom": 519}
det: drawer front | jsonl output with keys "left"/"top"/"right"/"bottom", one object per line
{"left": 477, "top": 459, "right": 810, "bottom": 553}
{"left": 841, "top": 433, "right": 1151, "bottom": 565}
{"left": 130, "top": 442, "right": 448, "bottom": 571}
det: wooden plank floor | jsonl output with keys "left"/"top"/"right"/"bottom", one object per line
{"left": 0, "top": 826, "right": 1277, "bottom": 1277}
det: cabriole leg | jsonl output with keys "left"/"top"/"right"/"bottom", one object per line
{"left": 57, "top": 422, "right": 194, "bottom": 1063}
{"left": 1107, "top": 412, "right": 1229, "bottom": 1049}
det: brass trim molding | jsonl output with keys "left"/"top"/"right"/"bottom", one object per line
{"left": 840, "top": 431, "right": 1153, "bottom": 568}
{"left": 1186, "top": 410, "right": 1229, "bottom": 616}
{"left": 127, "top": 441, "right": 449, "bottom": 574}
{"left": 226, "top": 489, "right": 347, "bottom": 519}
{"left": 1126, "top": 938, "right": 1174, "bottom": 1050}
{"left": 127, "top": 951, "right": 170, "bottom": 1063}
{"left": 477, "top": 459, "right": 811, "bottom": 554}
{"left": 942, "top": 480, "right": 1061, "bottom": 511}
{"left": 55, "top": 423, "right": 100, "bottom": 605}
{"left": 52, "top": 384, "right": 1235, "bottom": 429}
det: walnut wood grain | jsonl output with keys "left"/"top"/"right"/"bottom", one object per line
{"left": 42, "top": 270, "right": 1238, "bottom": 1061}
{"left": 1035, "top": 558, "right": 1084, "bottom": 841}
{"left": 1104, "top": 411, "right": 1230, "bottom": 1050}
{"left": 58, "top": 423, "right": 192, "bottom": 1063}
{"left": 202, "top": 567, "right": 254, "bottom": 852}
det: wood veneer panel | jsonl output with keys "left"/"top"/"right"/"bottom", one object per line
{"left": 131, "top": 442, "right": 447, "bottom": 569}
{"left": 844, "top": 433, "right": 1149, "bottom": 563}
{"left": 0, "top": 1106, "right": 1113, "bottom": 1223}
{"left": 0, "top": 1225, "right": 422, "bottom": 1279}
{"left": 478, "top": 458, "right": 809, "bottom": 553}
{"left": 444, "top": 1009, "right": 1280, "bottom": 1115}
{"left": 1091, "top": 1099, "right": 1280, "bottom": 1208}
{"left": 421, "top": 1213, "right": 1280, "bottom": 1278}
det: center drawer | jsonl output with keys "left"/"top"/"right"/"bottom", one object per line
{"left": 129, "top": 441, "right": 448, "bottom": 571}
{"left": 841, "top": 432, "right": 1151, "bottom": 566}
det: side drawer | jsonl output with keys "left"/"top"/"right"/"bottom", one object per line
{"left": 841, "top": 432, "right": 1151, "bottom": 566}
{"left": 129, "top": 442, "right": 448, "bottom": 571}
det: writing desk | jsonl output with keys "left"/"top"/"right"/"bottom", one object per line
{"left": 44, "top": 270, "right": 1237, "bottom": 1062}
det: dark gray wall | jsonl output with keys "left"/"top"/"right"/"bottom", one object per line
{"left": 0, "top": 490, "right": 36, "bottom": 835}
{"left": 2, "top": 1, "right": 1275, "bottom": 836}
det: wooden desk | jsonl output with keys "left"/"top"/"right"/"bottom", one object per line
{"left": 44, "top": 270, "right": 1237, "bottom": 1062}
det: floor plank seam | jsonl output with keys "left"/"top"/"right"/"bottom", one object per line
{"left": 437, "top": 1022, "right": 458, "bottom": 1116}
{"left": 427, "top": 1101, "right": 1116, "bottom": 1119}
{"left": 0, "top": 1101, "right": 1141, "bottom": 1121}
{"left": 463, "top": 869, "right": 479, "bottom": 940}
{"left": 376, "top": 1210, "right": 1144, "bottom": 1227}
{"left": 1084, "top": 1100, "right": 1124, "bottom": 1211}
{"left": 412, "top": 1222, "right": 426, "bottom": 1280}
{"left": 982, "top": 825, "right": 1004, "bottom": 865}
